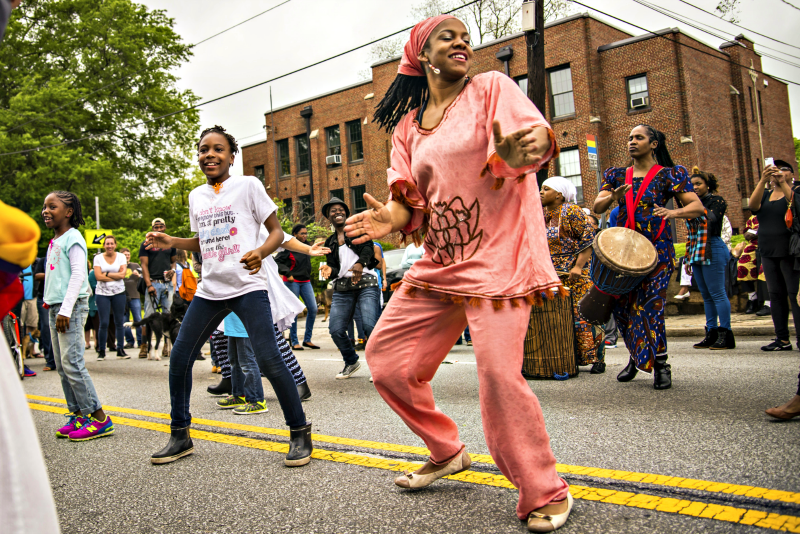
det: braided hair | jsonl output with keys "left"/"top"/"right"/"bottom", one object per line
{"left": 49, "top": 191, "right": 84, "bottom": 228}
{"left": 373, "top": 75, "right": 430, "bottom": 132}
{"left": 197, "top": 125, "right": 239, "bottom": 155}
{"left": 635, "top": 124, "right": 675, "bottom": 168}
{"left": 690, "top": 166, "right": 718, "bottom": 193}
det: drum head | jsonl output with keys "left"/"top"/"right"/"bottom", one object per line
{"left": 594, "top": 227, "right": 657, "bottom": 276}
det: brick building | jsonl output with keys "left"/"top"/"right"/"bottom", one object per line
{"left": 242, "top": 12, "right": 795, "bottom": 237}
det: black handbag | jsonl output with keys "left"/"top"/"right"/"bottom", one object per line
{"left": 136, "top": 276, "right": 147, "bottom": 296}
{"left": 333, "top": 274, "right": 378, "bottom": 292}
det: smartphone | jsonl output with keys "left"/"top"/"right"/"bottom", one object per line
{"left": 765, "top": 157, "right": 774, "bottom": 167}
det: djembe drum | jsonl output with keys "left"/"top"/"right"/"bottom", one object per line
{"left": 578, "top": 227, "right": 658, "bottom": 325}
{"left": 522, "top": 286, "right": 578, "bottom": 380}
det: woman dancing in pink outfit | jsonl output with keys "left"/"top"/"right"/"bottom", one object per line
{"left": 344, "top": 15, "right": 573, "bottom": 533}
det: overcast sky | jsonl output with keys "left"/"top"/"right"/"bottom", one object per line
{"left": 137, "top": 0, "right": 800, "bottom": 176}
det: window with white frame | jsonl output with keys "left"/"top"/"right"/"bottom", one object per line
{"left": 557, "top": 148, "right": 583, "bottom": 203}
{"left": 548, "top": 66, "right": 575, "bottom": 118}
{"left": 627, "top": 74, "right": 650, "bottom": 110}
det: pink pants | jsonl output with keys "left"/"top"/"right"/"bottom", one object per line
{"left": 366, "top": 289, "right": 569, "bottom": 520}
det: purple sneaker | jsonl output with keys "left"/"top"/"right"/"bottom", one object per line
{"left": 68, "top": 415, "right": 115, "bottom": 441}
{"left": 56, "top": 414, "right": 87, "bottom": 438}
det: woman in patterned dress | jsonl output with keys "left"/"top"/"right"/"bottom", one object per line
{"left": 592, "top": 125, "right": 703, "bottom": 390}
{"left": 736, "top": 215, "right": 768, "bottom": 314}
{"left": 540, "top": 176, "right": 605, "bottom": 373}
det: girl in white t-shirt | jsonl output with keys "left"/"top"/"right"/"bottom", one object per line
{"left": 144, "top": 125, "right": 328, "bottom": 468}
{"left": 93, "top": 235, "right": 128, "bottom": 360}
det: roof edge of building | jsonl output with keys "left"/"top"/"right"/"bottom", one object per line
{"left": 265, "top": 79, "right": 373, "bottom": 116}
{"left": 598, "top": 27, "right": 678, "bottom": 52}
{"left": 241, "top": 138, "right": 267, "bottom": 150}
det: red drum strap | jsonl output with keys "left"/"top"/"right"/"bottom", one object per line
{"left": 625, "top": 166, "right": 666, "bottom": 242}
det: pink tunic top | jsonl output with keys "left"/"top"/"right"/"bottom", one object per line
{"left": 389, "top": 71, "right": 560, "bottom": 300}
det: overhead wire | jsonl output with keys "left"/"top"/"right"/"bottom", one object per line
{"left": 0, "top": 0, "right": 483, "bottom": 157}
{"left": 675, "top": 0, "right": 800, "bottom": 51}
{"left": 1, "top": 0, "right": 294, "bottom": 135}
{"left": 567, "top": 0, "right": 800, "bottom": 87}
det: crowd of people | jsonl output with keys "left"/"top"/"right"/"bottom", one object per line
{"left": 4, "top": 12, "right": 800, "bottom": 534}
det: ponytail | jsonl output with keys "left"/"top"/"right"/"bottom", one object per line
{"left": 636, "top": 124, "right": 675, "bottom": 168}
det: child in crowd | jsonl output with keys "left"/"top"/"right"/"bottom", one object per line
{"left": 145, "top": 125, "right": 312, "bottom": 467}
{"left": 42, "top": 191, "right": 114, "bottom": 441}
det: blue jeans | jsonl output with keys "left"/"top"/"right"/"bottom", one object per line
{"left": 124, "top": 297, "right": 142, "bottom": 345}
{"left": 168, "top": 291, "right": 305, "bottom": 429}
{"left": 692, "top": 236, "right": 732, "bottom": 330}
{"left": 284, "top": 281, "right": 317, "bottom": 345}
{"left": 228, "top": 336, "right": 264, "bottom": 403}
{"left": 329, "top": 286, "right": 380, "bottom": 366}
{"left": 96, "top": 292, "right": 127, "bottom": 351}
{"left": 48, "top": 298, "right": 102, "bottom": 416}
{"left": 37, "top": 297, "right": 55, "bottom": 368}
{"left": 144, "top": 280, "right": 173, "bottom": 316}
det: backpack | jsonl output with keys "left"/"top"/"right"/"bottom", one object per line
{"left": 178, "top": 263, "right": 197, "bottom": 301}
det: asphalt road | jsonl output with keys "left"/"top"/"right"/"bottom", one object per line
{"left": 21, "top": 319, "right": 800, "bottom": 534}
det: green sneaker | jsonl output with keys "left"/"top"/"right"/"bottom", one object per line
{"left": 216, "top": 395, "right": 246, "bottom": 409}
{"left": 233, "top": 400, "right": 269, "bottom": 415}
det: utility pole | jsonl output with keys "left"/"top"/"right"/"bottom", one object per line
{"left": 523, "top": 0, "right": 547, "bottom": 186}
{"left": 95, "top": 197, "right": 100, "bottom": 229}
{"left": 748, "top": 59, "right": 765, "bottom": 166}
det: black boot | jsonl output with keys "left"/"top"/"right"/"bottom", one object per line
{"left": 653, "top": 357, "right": 672, "bottom": 390}
{"left": 710, "top": 328, "right": 736, "bottom": 350}
{"left": 97, "top": 350, "right": 106, "bottom": 361}
{"left": 745, "top": 300, "right": 757, "bottom": 314}
{"left": 116, "top": 347, "right": 129, "bottom": 359}
{"left": 297, "top": 381, "right": 312, "bottom": 401}
{"left": 151, "top": 426, "right": 194, "bottom": 464}
{"left": 590, "top": 361, "right": 606, "bottom": 374}
{"left": 207, "top": 377, "right": 231, "bottom": 396}
{"left": 617, "top": 359, "right": 638, "bottom": 382}
{"left": 693, "top": 327, "right": 718, "bottom": 349}
{"left": 284, "top": 423, "right": 313, "bottom": 467}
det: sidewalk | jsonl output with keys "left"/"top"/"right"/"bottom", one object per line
{"left": 665, "top": 312, "right": 793, "bottom": 337}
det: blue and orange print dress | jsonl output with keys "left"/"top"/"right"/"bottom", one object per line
{"left": 601, "top": 165, "right": 693, "bottom": 372}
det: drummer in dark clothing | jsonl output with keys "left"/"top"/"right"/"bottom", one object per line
{"left": 749, "top": 160, "right": 800, "bottom": 353}
{"left": 276, "top": 224, "right": 320, "bottom": 351}
{"left": 593, "top": 125, "right": 703, "bottom": 390}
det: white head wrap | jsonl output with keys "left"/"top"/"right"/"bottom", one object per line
{"left": 542, "top": 176, "right": 577, "bottom": 204}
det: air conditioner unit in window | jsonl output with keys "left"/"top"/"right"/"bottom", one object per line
{"left": 630, "top": 97, "right": 649, "bottom": 109}
{"left": 326, "top": 154, "right": 341, "bottom": 165}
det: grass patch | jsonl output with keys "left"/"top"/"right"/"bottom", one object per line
{"left": 674, "top": 234, "right": 745, "bottom": 258}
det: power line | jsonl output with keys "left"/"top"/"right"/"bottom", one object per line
{"left": 0, "top": 0, "right": 483, "bottom": 157}
{"left": 630, "top": 0, "right": 800, "bottom": 68}
{"left": 1, "top": 0, "right": 294, "bottom": 135}
{"left": 567, "top": 0, "right": 800, "bottom": 87}
{"left": 676, "top": 0, "right": 800, "bottom": 52}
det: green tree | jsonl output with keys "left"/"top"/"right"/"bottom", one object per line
{"left": 0, "top": 0, "right": 200, "bottom": 253}
{"left": 794, "top": 137, "right": 800, "bottom": 166}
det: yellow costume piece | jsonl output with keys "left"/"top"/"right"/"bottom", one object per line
{"left": 0, "top": 200, "right": 40, "bottom": 268}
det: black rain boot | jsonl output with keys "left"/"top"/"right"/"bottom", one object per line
{"left": 207, "top": 377, "right": 231, "bottom": 396}
{"left": 617, "top": 359, "right": 638, "bottom": 382}
{"left": 693, "top": 327, "right": 718, "bottom": 349}
{"left": 590, "top": 361, "right": 606, "bottom": 374}
{"left": 653, "top": 356, "right": 672, "bottom": 390}
{"left": 297, "top": 381, "right": 312, "bottom": 402}
{"left": 151, "top": 426, "right": 194, "bottom": 464}
{"left": 710, "top": 328, "right": 736, "bottom": 350}
{"left": 284, "top": 423, "right": 313, "bottom": 467}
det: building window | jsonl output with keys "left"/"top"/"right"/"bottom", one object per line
{"left": 330, "top": 188, "right": 344, "bottom": 201}
{"left": 351, "top": 185, "right": 367, "bottom": 214}
{"left": 748, "top": 87, "right": 755, "bottom": 122}
{"left": 254, "top": 165, "right": 264, "bottom": 180}
{"left": 627, "top": 74, "right": 649, "bottom": 110}
{"left": 326, "top": 125, "right": 341, "bottom": 160}
{"left": 557, "top": 148, "right": 583, "bottom": 203}
{"left": 547, "top": 66, "right": 575, "bottom": 118}
{"left": 298, "top": 195, "right": 313, "bottom": 222}
{"left": 515, "top": 75, "right": 528, "bottom": 96}
{"left": 282, "top": 198, "right": 293, "bottom": 220}
{"left": 276, "top": 139, "right": 290, "bottom": 176}
{"left": 347, "top": 120, "right": 364, "bottom": 162}
{"left": 296, "top": 135, "right": 310, "bottom": 173}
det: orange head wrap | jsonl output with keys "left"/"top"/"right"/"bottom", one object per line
{"left": 398, "top": 15, "right": 457, "bottom": 77}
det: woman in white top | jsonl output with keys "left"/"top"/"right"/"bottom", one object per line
{"left": 93, "top": 236, "right": 128, "bottom": 360}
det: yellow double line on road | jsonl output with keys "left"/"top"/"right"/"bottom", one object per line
{"left": 27, "top": 395, "right": 800, "bottom": 532}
